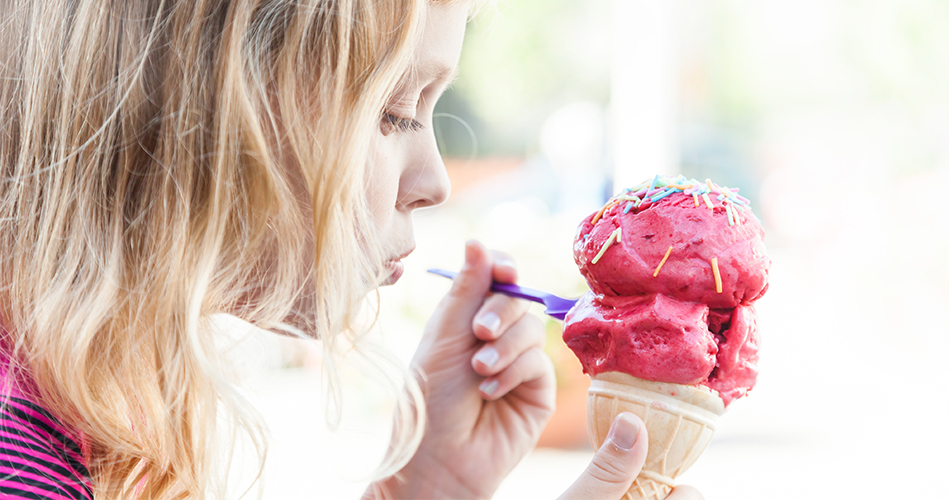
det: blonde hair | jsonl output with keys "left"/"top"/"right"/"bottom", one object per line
{"left": 0, "top": 0, "right": 432, "bottom": 497}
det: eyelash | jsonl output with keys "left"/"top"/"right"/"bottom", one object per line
{"left": 383, "top": 113, "right": 423, "bottom": 133}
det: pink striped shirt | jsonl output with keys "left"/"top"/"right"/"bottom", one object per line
{"left": 0, "top": 358, "right": 93, "bottom": 499}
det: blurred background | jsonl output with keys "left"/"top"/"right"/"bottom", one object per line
{"left": 227, "top": 0, "right": 949, "bottom": 498}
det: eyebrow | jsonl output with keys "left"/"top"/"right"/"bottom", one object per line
{"left": 390, "top": 61, "right": 459, "bottom": 109}
{"left": 419, "top": 62, "right": 460, "bottom": 86}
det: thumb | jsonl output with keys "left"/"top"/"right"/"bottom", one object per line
{"left": 442, "top": 240, "right": 493, "bottom": 318}
{"left": 559, "top": 413, "right": 648, "bottom": 500}
{"left": 419, "top": 240, "right": 493, "bottom": 350}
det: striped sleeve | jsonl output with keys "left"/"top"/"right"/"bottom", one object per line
{"left": 0, "top": 397, "right": 93, "bottom": 500}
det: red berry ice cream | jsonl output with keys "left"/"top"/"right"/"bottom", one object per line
{"left": 563, "top": 175, "right": 770, "bottom": 406}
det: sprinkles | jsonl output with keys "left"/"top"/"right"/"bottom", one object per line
{"left": 581, "top": 175, "right": 754, "bottom": 301}
{"left": 648, "top": 174, "right": 660, "bottom": 193}
{"left": 587, "top": 175, "right": 753, "bottom": 222}
{"left": 711, "top": 257, "right": 722, "bottom": 293}
{"left": 590, "top": 200, "right": 618, "bottom": 225}
{"left": 649, "top": 189, "right": 676, "bottom": 203}
{"left": 653, "top": 246, "right": 673, "bottom": 277}
{"left": 584, "top": 175, "right": 758, "bottom": 270}
{"left": 591, "top": 227, "right": 622, "bottom": 265}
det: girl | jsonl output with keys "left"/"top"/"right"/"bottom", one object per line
{"left": 0, "top": 0, "right": 702, "bottom": 498}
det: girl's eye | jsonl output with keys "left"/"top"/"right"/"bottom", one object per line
{"left": 382, "top": 113, "right": 423, "bottom": 135}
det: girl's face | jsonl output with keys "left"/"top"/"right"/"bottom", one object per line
{"left": 367, "top": 2, "right": 466, "bottom": 284}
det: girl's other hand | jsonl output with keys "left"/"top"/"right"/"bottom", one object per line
{"left": 380, "top": 240, "right": 556, "bottom": 499}
{"left": 557, "top": 412, "right": 705, "bottom": 500}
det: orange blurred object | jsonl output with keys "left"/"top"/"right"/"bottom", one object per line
{"left": 444, "top": 157, "right": 522, "bottom": 194}
{"left": 537, "top": 319, "right": 592, "bottom": 450}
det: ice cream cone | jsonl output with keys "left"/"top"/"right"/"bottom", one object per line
{"left": 587, "top": 372, "right": 726, "bottom": 500}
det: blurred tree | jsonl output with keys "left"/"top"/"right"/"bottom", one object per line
{"left": 435, "top": 0, "right": 612, "bottom": 157}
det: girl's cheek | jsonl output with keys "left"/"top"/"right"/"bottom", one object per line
{"left": 364, "top": 173, "right": 401, "bottom": 228}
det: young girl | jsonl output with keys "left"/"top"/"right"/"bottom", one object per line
{"left": 0, "top": 0, "right": 703, "bottom": 498}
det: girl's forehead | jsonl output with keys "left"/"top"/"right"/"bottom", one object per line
{"left": 410, "top": 2, "right": 467, "bottom": 86}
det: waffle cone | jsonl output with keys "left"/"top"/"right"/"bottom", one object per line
{"left": 587, "top": 372, "right": 726, "bottom": 500}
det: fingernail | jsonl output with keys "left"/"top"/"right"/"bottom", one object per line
{"left": 473, "top": 346, "right": 500, "bottom": 368}
{"left": 479, "top": 379, "right": 499, "bottom": 396}
{"left": 497, "top": 258, "right": 516, "bottom": 272}
{"left": 475, "top": 312, "right": 501, "bottom": 336}
{"left": 463, "top": 240, "right": 479, "bottom": 269}
{"left": 607, "top": 413, "right": 640, "bottom": 452}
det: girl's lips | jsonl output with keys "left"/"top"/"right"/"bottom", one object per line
{"left": 393, "top": 247, "right": 415, "bottom": 261}
{"left": 383, "top": 259, "right": 405, "bottom": 285}
{"left": 383, "top": 248, "right": 413, "bottom": 285}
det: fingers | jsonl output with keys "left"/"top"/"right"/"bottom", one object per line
{"left": 427, "top": 241, "right": 507, "bottom": 343}
{"left": 472, "top": 292, "right": 531, "bottom": 341}
{"left": 667, "top": 485, "right": 704, "bottom": 500}
{"left": 425, "top": 241, "right": 535, "bottom": 370}
{"left": 489, "top": 250, "right": 517, "bottom": 284}
{"left": 472, "top": 313, "right": 544, "bottom": 376}
{"left": 444, "top": 241, "right": 493, "bottom": 319}
{"left": 442, "top": 243, "right": 522, "bottom": 333}
{"left": 477, "top": 346, "right": 552, "bottom": 401}
{"left": 472, "top": 249, "right": 523, "bottom": 340}
{"left": 558, "top": 413, "right": 648, "bottom": 500}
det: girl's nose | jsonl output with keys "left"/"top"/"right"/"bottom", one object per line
{"left": 398, "top": 133, "right": 451, "bottom": 210}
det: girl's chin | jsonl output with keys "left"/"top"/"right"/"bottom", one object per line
{"left": 382, "top": 260, "right": 404, "bottom": 286}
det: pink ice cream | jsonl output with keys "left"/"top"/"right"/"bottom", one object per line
{"left": 563, "top": 176, "right": 770, "bottom": 406}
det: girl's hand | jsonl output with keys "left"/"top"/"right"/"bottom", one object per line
{"left": 380, "top": 240, "right": 556, "bottom": 499}
{"left": 372, "top": 240, "right": 705, "bottom": 500}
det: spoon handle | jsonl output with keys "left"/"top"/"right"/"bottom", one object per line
{"left": 426, "top": 268, "right": 551, "bottom": 306}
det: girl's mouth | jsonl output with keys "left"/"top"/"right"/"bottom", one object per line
{"left": 382, "top": 248, "right": 413, "bottom": 285}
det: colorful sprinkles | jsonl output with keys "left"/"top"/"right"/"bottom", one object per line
{"left": 653, "top": 245, "right": 673, "bottom": 277}
{"left": 584, "top": 175, "right": 756, "bottom": 293}
{"left": 702, "top": 192, "right": 714, "bottom": 210}
{"left": 585, "top": 174, "right": 754, "bottom": 233}
{"left": 724, "top": 202, "right": 735, "bottom": 226}
{"left": 591, "top": 227, "right": 622, "bottom": 265}
{"left": 590, "top": 200, "right": 619, "bottom": 225}
{"left": 711, "top": 257, "right": 723, "bottom": 293}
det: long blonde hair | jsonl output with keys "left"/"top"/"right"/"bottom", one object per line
{"left": 0, "top": 0, "right": 429, "bottom": 497}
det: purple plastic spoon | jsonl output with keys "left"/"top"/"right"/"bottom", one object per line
{"left": 427, "top": 268, "right": 578, "bottom": 320}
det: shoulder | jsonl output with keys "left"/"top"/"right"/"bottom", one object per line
{"left": 0, "top": 387, "right": 94, "bottom": 500}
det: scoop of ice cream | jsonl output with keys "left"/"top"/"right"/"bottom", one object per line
{"left": 564, "top": 292, "right": 761, "bottom": 406}
{"left": 574, "top": 186, "right": 769, "bottom": 309}
{"left": 565, "top": 292, "right": 717, "bottom": 384}
{"left": 564, "top": 175, "right": 770, "bottom": 406}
